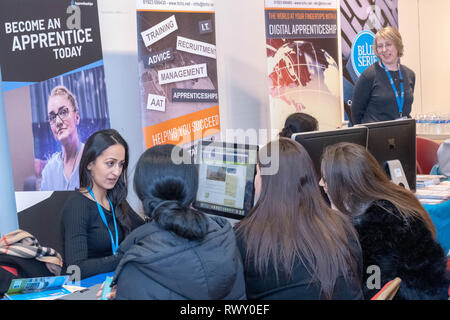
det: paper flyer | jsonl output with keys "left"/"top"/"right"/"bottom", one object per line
{"left": 5, "top": 275, "right": 70, "bottom": 300}
{"left": 264, "top": 0, "right": 341, "bottom": 133}
{"left": 0, "top": 0, "right": 110, "bottom": 191}
{"left": 136, "top": 0, "right": 220, "bottom": 149}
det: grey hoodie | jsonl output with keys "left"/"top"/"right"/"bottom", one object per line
{"left": 113, "top": 215, "right": 246, "bottom": 300}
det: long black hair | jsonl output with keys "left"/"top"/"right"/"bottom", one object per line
{"left": 79, "top": 129, "right": 133, "bottom": 234}
{"left": 133, "top": 144, "right": 208, "bottom": 240}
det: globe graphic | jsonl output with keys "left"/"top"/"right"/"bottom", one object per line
{"left": 267, "top": 40, "right": 341, "bottom": 132}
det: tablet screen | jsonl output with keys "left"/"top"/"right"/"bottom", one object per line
{"left": 193, "top": 141, "right": 258, "bottom": 220}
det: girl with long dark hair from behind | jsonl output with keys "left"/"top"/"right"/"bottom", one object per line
{"left": 108, "top": 144, "right": 246, "bottom": 300}
{"left": 320, "top": 142, "right": 450, "bottom": 299}
{"left": 234, "top": 138, "right": 363, "bottom": 300}
{"left": 62, "top": 129, "right": 144, "bottom": 279}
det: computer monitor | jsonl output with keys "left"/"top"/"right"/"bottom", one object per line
{"left": 292, "top": 127, "right": 369, "bottom": 178}
{"left": 193, "top": 140, "right": 258, "bottom": 220}
{"left": 360, "top": 118, "right": 416, "bottom": 191}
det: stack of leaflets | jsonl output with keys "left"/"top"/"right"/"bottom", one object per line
{"left": 418, "top": 198, "right": 447, "bottom": 205}
{"left": 416, "top": 175, "right": 446, "bottom": 189}
{"left": 415, "top": 181, "right": 450, "bottom": 203}
{"left": 4, "top": 275, "right": 71, "bottom": 300}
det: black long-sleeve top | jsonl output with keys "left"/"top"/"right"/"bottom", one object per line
{"left": 61, "top": 191, "right": 144, "bottom": 279}
{"left": 351, "top": 62, "right": 415, "bottom": 124}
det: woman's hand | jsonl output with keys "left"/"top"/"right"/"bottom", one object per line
{"left": 96, "top": 281, "right": 117, "bottom": 300}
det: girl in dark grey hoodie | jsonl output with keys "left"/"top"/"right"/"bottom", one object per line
{"left": 111, "top": 144, "right": 246, "bottom": 300}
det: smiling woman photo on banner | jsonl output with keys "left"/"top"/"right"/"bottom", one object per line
{"left": 351, "top": 26, "right": 415, "bottom": 124}
{"left": 39, "top": 85, "right": 84, "bottom": 191}
{"left": 27, "top": 66, "right": 111, "bottom": 192}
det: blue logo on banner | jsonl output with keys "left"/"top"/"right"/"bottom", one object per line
{"left": 351, "top": 30, "right": 378, "bottom": 77}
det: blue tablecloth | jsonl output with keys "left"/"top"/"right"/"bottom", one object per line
{"left": 424, "top": 200, "right": 450, "bottom": 256}
{"left": 80, "top": 272, "right": 114, "bottom": 287}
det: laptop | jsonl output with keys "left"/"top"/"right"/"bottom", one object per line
{"left": 193, "top": 140, "right": 258, "bottom": 221}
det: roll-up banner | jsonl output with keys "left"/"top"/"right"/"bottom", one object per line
{"left": 0, "top": 0, "right": 110, "bottom": 192}
{"left": 136, "top": 0, "right": 220, "bottom": 149}
{"left": 264, "top": 0, "right": 341, "bottom": 133}
{"left": 340, "top": 0, "right": 398, "bottom": 123}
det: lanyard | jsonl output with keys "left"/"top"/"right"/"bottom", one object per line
{"left": 87, "top": 187, "right": 119, "bottom": 255}
{"left": 380, "top": 61, "right": 405, "bottom": 117}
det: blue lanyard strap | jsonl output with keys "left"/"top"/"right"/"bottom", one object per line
{"left": 380, "top": 61, "right": 405, "bottom": 116}
{"left": 87, "top": 187, "right": 119, "bottom": 255}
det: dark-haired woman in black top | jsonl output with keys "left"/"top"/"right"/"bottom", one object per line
{"left": 61, "top": 129, "right": 144, "bottom": 279}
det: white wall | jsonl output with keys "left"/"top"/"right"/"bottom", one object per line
{"left": 215, "top": 1, "right": 271, "bottom": 141}
{"left": 416, "top": 0, "right": 450, "bottom": 115}
{"left": 398, "top": 0, "right": 421, "bottom": 114}
{"left": 399, "top": 0, "right": 450, "bottom": 116}
{"left": 98, "top": 0, "right": 143, "bottom": 212}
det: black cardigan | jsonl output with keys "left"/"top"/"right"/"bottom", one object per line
{"left": 61, "top": 191, "right": 144, "bottom": 279}
{"left": 353, "top": 200, "right": 450, "bottom": 300}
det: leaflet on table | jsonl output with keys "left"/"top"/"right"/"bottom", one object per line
{"left": 415, "top": 189, "right": 449, "bottom": 200}
{"left": 136, "top": 0, "right": 220, "bottom": 149}
{"left": 5, "top": 275, "right": 70, "bottom": 300}
{"left": 416, "top": 175, "right": 448, "bottom": 184}
{"left": 419, "top": 199, "right": 446, "bottom": 205}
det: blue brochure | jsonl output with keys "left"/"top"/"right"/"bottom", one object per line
{"left": 5, "top": 275, "right": 71, "bottom": 300}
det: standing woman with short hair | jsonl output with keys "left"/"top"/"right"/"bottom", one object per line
{"left": 61, "top": 129, "right": 144, "bottom": 279}
{"left": 351, "top": 26, "right": 415, "bottom": 124}
{"left": 235, "top": 138, "right": 363, "bottom": 300}
{"left": 320, "top": 142, "right": 450, "bottom": 299}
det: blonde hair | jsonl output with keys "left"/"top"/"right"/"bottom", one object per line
{"left": 374, "top": 26, "right": 404, "bottom": 58}
{"left": 49, "top": 85, "right": 79, "bottom": 112}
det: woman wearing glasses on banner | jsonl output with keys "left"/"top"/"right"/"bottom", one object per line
{"left": 40, "top": 85, "right": 84, "bottom": 191}
{"left": 351, "top": 26, "right": 416, "bottom": 125}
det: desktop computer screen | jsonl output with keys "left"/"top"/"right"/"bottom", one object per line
{"left": 292, "top": 127, "right": 369, "bottom": 178}
{"left": 193, "top": 140, "right": 258, "bottom": 220}
{"left": 360, "top": 118, "right": 416, "bottom": 190}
